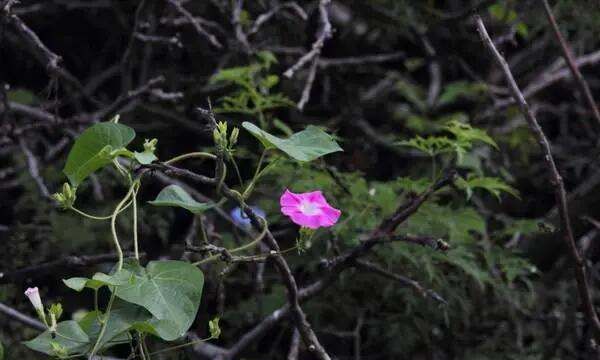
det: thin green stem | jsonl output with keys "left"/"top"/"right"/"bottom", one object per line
{"left": 94, "top": 289, "right": 99, "bottom": 314}
{"left": 132, "top": 182, "right": 140, "bottom": 261}
{"left": 111, "top": 182, "right": 136, "bottom": 271}
{"left": 146, "top": 335, "right": 215, "bottom": 357}
{"left": 243, "top": 149, "right": 268, "bottom": 198}
{"left": 137, "top": 332, "right": 148, "bottom": 360}
{"left": 229, "top": 154, "right": 244, "bottom": 187}
{"left": 88, "top": 290, "right": 116, "bottom": 359}
{"left": 69, "top": 199, "right": 133, "bottom": 221}
{"left": 142, "top": 336, "right": 151, "bottom": 360}
{"left": 198, "top": 216, "right": 209, "bottom": 245}
{"left": 164, "top": 152, "right": 216, "bottom": 165}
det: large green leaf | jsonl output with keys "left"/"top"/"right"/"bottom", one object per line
{"left": 23, "top": 320, "right": 90, "bottom": 357}
{"left": 242, "top": 122, "right": 343, "bottom": 162}
{"left": 77, "top": 301, "right": 151, "bottom": 351}
{"left": 63, "top": 122, "right": 135, "bottom": 187}
{"left": 113, "top": 261, "right": 204, "bottom": 340}
{"left": 149, "top": 185, "right": 214, "bottom": 214}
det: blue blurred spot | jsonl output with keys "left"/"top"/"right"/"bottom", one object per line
{"left": 230, "top": 206, "right": 266, "bottom": 228}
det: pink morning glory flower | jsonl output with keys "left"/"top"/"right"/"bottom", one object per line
{"left": 24, "top": 287, "right": 43, "bottom": 312}
{"left": 280, "top": 189, "right": 341, "bottom": 229}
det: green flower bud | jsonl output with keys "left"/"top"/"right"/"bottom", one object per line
{"left": 143, "top": 138, "right": 158, "bottom": 152}
{"left": 209, "top": 317, "right": 221, "bottom": 339}
{"left": 49, "top": 303, "right": 63, "bottom": 321}
{"left": 229, "top": 127, "right": 239, "bottom": 146}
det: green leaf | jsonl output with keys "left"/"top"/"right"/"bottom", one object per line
{"left": 242, "top": 122, "right": 343, "bottom": 162}
{"left": 437, "top": 81, "right": 487, "bottom": 106}
{"left": 134, "top": 151, "right": 157, "bottom": 165}
{"left": 444, "top": 120, "right": 498, "bottom": 150}
{"left": 0, "top": 340, "right": 4, "bottom": 360}
{"left": 149, "top": 185, "right": 215, "bottom": 214}
{"left": 63, "top": 269, "right": 133, "bottom": 292}
{"left": 78, "top": 310, "right": 130, "bottom": 351}
{"left": 397, "top": 135, "right": 457, "bottom": 157}
{"left": 113, "top": 261, "right": 204, "bottom": 340}
{"left": 456, "top": 175, "right": 520, "bottom": 200}
{"left": 7, "top": 88, "right": 37, "bottom": 105}
{"left": 24, "top": 321, "right": 90, "bottom": 356}
{"left": 63, "top": 121, "right": 135, "bottom": 187}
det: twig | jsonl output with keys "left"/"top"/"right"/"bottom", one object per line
{"left": 485, "top": 50, "right": 600, "bottom": 115}
{"left": 542, "top": 0, "right": 600, "bottom": 127}
{"left": 18, "top": 137, "right": 50, "bottom": 199}
{"left": 475, "top": 14, "right": 600, "bottom": 342}
{"left": 232, "top": 0, "right": 251, "bottom": 53}
{"left": 165, "top": 0, "right": 222, "bottom": 49}
{"left": 283, "top": 0, "right": 332, "bottom": 78}
{"left": 135, "top": 32, "right": 182, "bottom": 48}
{"left": 284, "top": 0, "right": 332, "bottom": 109}
{"left": 297, "top": 58, "right": 318, "bottom": 110}
{"left": 355, "top": 260, "right": 447, "bottom": 304}
{"left": 287, "top": 328, "right": 301, "bottom": 360}
{"left": 0, "top": 252, "right": 141, "bottom": 285}
{"left": 94, "top": 75, "right": 165, "bottom": 120}
{"left": 0, "top": 301, "right": 45, "bottom": 331}
{"left": 5, "top": 12, "right": 100, "bottom": 106}
{"left": 249, "top": 2, "right": 308, "bottom": 35}
{"left": 318, "top": 52, "right": 405, "bottom": 68}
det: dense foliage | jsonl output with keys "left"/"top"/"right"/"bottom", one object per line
{"left": 1, "top": 0, "right": 600, "bottom": 359}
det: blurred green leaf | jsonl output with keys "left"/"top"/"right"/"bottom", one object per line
{"left": 243, "top": 122, "right": 343, "bottom": 161}
{"left": 149, "top": 185, "right": 214, "bottom": 214}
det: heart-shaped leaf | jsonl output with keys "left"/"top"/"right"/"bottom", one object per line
{"left": 113, "top": 261, "right": 204, "bottom": 339}
{"left": 242, "top": 122, "right": 342, "bottom": 162}
{"left": 24, "top": 320, "right": 89, "bottom": 357}
{"left": 149, "top": 185, "right": 214, "bottom": 214}
{"left": 64, "top": 122, "right": 135, "bottom": 187}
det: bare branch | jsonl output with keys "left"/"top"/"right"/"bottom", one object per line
{"left": 475, "top": 14, "right": 600, "bottom": 342}
{"left": 165, "top": 0, "right": 222, "bottom": 49}
{"left": 18, "top": 138, "right": 51, "bottom": 199}
{"left": 542, "top": 0, "right": 600, "bottom": 127}
{"left": 249, "top": 2, "right": 308, "bottom": 36}
{"left": 0, "top": 252, "right": 142, "bottom": 285}
{"left": 0, "top": 301, "right": 45, "bottom": 331}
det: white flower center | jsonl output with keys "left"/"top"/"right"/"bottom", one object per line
{"left": 299, "top": 201, "right": 321, "bottom": 215}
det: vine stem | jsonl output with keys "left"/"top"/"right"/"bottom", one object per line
{"left": 88, "top": 291, "right": 116, "bottom": 359}
{"left": 132, "top": 182, "right": 140, "bottom": 260}
{"left": 69, "top": 199, "right": 133, "bottom": 220}
{"left": 111, "top": 182, "right": 137, "bottom": 271}
{"left": 242, "top": 148, "right": 268, "bottom": 198}
{"left": 164, "top": 152, "right": 216, "bottom": 165}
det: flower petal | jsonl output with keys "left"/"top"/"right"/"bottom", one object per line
{"left": 280, "top": 189, "right": 302, "bottom": 207}
{"left": 319, "top": 206, "right": 341, "bottom": 227}
{"left": 305, "top": 190, "right": 327, "bottom": 205}
{"left": 288, "top": 212, "right": 321, "bottom": 229}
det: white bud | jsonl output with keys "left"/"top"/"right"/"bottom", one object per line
{"left": 24, "top": 287, "right": 43, "bottom": 312}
